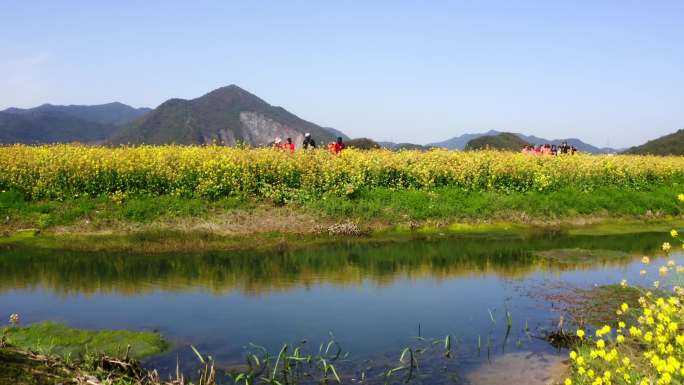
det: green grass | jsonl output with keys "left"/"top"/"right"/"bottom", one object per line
{"left": 0, "top": 190, "right": 251, "bottom": 229}
{"left": 567, "top": 219, "right": 684, "bottom": 236}
{"left": 304, "top": 184, "right": 683, "bottom": 221}
{"left": 1, "top": 321, "right": 169, "bottom": 359}
{"left": 0, "top": 183, "right": 682, "bottom": 235}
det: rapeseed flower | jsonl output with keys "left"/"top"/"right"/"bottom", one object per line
{"left": 566, "top": 202, "right": 684, "bottom": 385}
{"left": 1, "top": 145, "right": 683, "bottom": 200}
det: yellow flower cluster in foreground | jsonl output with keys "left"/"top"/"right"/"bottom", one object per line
{"left": 0, "top": 145, "right": 683, "bottom": 200}
{"left": 565, "top": 222, "right": 684, "bottom": 385}
{"left": 567, "top": 295, "right": 683, "bottom": 385}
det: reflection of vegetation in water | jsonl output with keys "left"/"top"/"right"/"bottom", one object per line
{"left": 0, "top": 321, "right": 168, "bottom": 359}
{"left": 0, "top": 232, "right": 665, "bottom": 296}
{"left": 534, "top": 248, "right": 636, "bottom": 265}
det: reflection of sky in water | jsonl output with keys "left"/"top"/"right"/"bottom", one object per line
{"left": 0, "top": 235, "right": 681, "bottom": 384}
{"left": 465, "top": 351, "right": 565, "bottom": 385}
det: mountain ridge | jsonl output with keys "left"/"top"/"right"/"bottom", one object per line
{"left": 0, "top": 102, "right": 151, "bottom": 144}
{"left": 3, "top": 102, "right": 151, "bottom": 126}
{"left": 111, "top": 85, "right": 335, "bottom": 146}
{"left": 625, "top": 129, "right": 684, "bottom": 155}
{"left": 0, "top": 87, "right": 669, "bottom": 153}
{"left": 428, "top": 130, "right": 620, "bottom": 154}
{"left": 464, "top": 132, "right": 530, "bottom": 151}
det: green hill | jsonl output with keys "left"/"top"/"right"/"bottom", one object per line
{"left": 464, "top": 132, "right": 530, "bottom": 151}
{"left": 346, "top": 138, "right": 381, "bottom": 149}
{"left": 625, "top": 129, "right": 684, "bottom": 155}
{"left": 0, "top": 103, "right": 149, "bottom": 144}
{"left": 111, "top": 85, "right": 335, "bottom": 147}
{"left": 428, "top": 130, "right": 618, "bottom": 153}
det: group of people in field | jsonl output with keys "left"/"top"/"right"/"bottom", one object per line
{"left": 271, "top": 133, "right": 346, "bottom": 154}
{"left": 521, "top": 141, "right": 577, "bottom": 156}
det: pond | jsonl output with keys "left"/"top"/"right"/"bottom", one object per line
{"left": 0, "top": 231, "right": 676, "bottom": 384}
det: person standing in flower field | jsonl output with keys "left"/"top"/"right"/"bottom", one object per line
{"left": 284, "top": 137, "right": 295, "bottom": 153}
{"left": 559, "top": 141, "right": 570, "bottom": 154}
{"left": 270, "top": 137, "right": 295, "bottom": 153}
{"left": 332, "top": 137, "right": 345, "bottom": 155}
{"left": 302, "top": 133, "right": 316, "bottom": 149}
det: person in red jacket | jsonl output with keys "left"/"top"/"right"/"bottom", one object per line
{"left": 332, "top": 137, "right": 345, "bottom": 154}
{"left": 284, "top": 137, "right": 295, "bottom": 153}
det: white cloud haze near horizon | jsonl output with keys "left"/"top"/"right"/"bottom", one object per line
{"left": 1, "top": 1, "right": 683, "bottom": 148}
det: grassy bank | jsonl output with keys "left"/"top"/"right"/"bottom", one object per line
{"left": 305, "top": 184, "right": 683, "bottom": 221}
{"left": 0, "top": 182, "right": 682, "bottom": 254}
{"left": 1, "top": 183, "right": 682, "bottom": 234}
{"left": 1, "top": 146, "right": 683, "bottom": 248}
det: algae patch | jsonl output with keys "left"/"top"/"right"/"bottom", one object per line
{"left": 1, "top": 321, "right": 169, "bottom": 359}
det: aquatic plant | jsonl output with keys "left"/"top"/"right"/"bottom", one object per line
{"left": 213, "top": 335, "right": 350, "bottom": 385}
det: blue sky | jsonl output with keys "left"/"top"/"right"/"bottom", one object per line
{"left": 1, "top": 1, "right": 682, "bottom": 148}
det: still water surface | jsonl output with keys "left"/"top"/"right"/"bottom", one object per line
{"left": 0, "top": 232, "right": 676, "bottom": 384}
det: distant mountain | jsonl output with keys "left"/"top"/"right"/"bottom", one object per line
{"left": 514, "top": 133, "right": 619, "bottom": 154}
{"left": 429, "top": 130, "right": 619, "bottom": 154}
{"left": 394, "top": 143, "right": 433, "bottom": 151}
{"left": 377, "top": 141, "right": 398, "bottom": 149}
{"left": 4, "top": 102, "right": 151, "bottom": 126}
{"left": 625, "top": 129, "right": 684, "bottom": 155}
{"left": 346, "top": 138, "right": 381, "bottom": 149}
{"left": 376, "top": 141, "right": 432, "bottom": 151}
{"left": 427, "top": 130, "right": 500, "bottom": 150}
{"left": 0, "top": 102, "right": 150, "bottom": 144}
{"left": 322, "top": 127, "right": 349, "bottom": 140}
{"left": 465, "top": 132, "right": 530, "bottom": 151}
{"left": 0, "top": 110, "right": 114, "bottom": 144}
{"left": 111, "top": 85, "right": 335, "bottom": 147}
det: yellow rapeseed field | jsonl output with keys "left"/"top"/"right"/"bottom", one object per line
{"left": 0, "top": 145, "right": 682, "bottom": 200}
